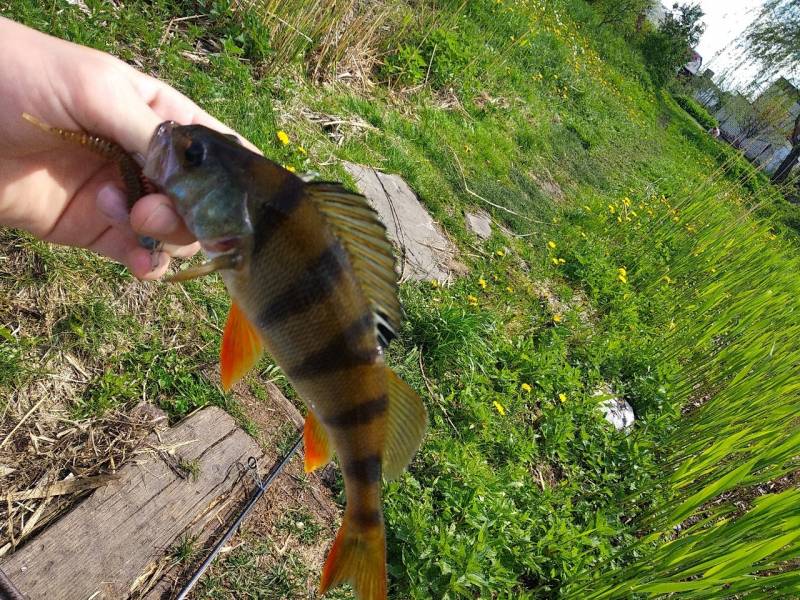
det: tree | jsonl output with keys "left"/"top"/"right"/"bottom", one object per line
{"left": 745, "top": 0, "right": 800, "bottom": 77}
{"left": 588, "top": 0, "right": 655, "bottom": 36}
{"left": 742, "top": 0, "right": 800, "bottom": 183}
{"left": 640, "top": 3, "right": 705, "bottom": 87}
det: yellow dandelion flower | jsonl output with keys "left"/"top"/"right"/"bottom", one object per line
{"left": 496, "top": 249, "right": 505, "bottom": 257}
{"left": 284, "top": 165, "right": 296, "bottom": 173}
{"left": 430, "top": 280, "right": 440, "bottom": 288}
{"left": 558, "top": 258, "right": 565, "bottom": 264}
{"left": 521, "top": 383, "right": 532, "bottom": 393}
{"left": 548, "top": 241, "right": 557, "bottom": 250}
{"left": 478, "top": 277, "right": 488, "bottom": 290}
{"left": 622, "top": 197, "right": 631, "bottom": 207}
{"left": 298, "top": 145, "right": 307, "bottom": 155}
{"left": 608, "top": 205, "right": 616, "bottom": 214}
{"left": 467, "top": 294, "right": 479, "bottom": 306}
{"left": 551, "top": 257, "right": 560, "bottom": 265}
{"left": 558, "top": 393, "right": 567, "bottom": 403}
{"left": 506, "top": 286, "right": 514, "bottom": 293}
{"left": 276, "top": 130, "right": 290, "bottom": 145}
{"left": 553, "top": 314, "right": 562, "bottom": 323}
{"left": 493, "top": 400, "right": 506, "bottom": 416}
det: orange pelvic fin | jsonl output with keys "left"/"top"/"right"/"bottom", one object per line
{"left": 220, "top": 302, "right": 263, "bottom": 391}
{"left": 320, "top": 510, "right": 387, "bottom": 600}
{"left": 304, "top": 410, "right": 333, "bottom": 473}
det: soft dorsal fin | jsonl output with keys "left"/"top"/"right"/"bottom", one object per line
{"left": 306, "top": 182, "right": 401, "bottom": 348}
{"left": 383, "top": 368, "right": 428, "bottom": 480}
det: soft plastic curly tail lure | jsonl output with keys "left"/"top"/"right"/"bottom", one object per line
{"left": 22, "top": 112, "right": 159, "bottom": 249}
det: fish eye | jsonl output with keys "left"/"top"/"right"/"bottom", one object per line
{"left": 184, "top": 140, "right": 205, "bottom": 166}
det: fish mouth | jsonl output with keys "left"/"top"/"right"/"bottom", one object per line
{"left": 143, "top": 120, "right": 178, "bottom": 187}
{"left": 202, "top": 236, "right": 242, "bottom": 256}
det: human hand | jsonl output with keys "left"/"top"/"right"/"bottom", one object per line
{"left": 0, "top": 17, "right": 246, "bottom": 279}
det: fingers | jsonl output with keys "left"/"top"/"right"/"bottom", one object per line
{"left": 133, "top": 72, "right": 261, "bottom": 154}
{"left": 97, "top": 185, "right": 198, "bottom": 247}
{"left": 129, "top": 193, "right": 197, "bottom": 246}
{"left": 95, "top": 184, "right": 200, "bottom": 279}
{"left": 89, "top": 226, "right": 171, "bottom": 280}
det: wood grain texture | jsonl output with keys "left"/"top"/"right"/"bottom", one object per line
{"left": 0, "top": 407, "right": 262, "bottom": 600}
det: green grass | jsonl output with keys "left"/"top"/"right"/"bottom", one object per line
{"left": 3, "top": 0, "right": 800, "bottom": 597}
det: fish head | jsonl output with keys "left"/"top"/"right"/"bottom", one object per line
{"left": 144, "top": 121, "right": 254, "bottom": 255}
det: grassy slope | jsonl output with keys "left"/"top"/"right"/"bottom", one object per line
{"left": 2, "top": 0, "right": 799, "bottom": 598}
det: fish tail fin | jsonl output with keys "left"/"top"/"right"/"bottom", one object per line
{"left": 320, "top": 509, "right": 387, "bottom": 600}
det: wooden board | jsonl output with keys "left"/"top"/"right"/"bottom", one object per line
{"left": 0, "top": 407, "right": 263, "bottom": 600}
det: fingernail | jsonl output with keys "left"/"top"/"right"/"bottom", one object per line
{"left": 97, "top": 184, "right": 129, "bottom": 225}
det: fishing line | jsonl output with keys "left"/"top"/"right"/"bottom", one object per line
{"left": 175, "top": 434, "right": 303, "bottom": 600}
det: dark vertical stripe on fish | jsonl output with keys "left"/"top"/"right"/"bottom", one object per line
{"left": 288, "top": 313, "right": 378, "bottom": 379}
{"left": 324, "top": 395, "right": 388, "bottom": 429}
{"left": 344, "top": 454, "right": 382, "bottom": 484}
{"left": 252, "top": 177, "right": 306, "bottom": 253}
{"left": 259, "top": 243, "right": 348, "bottom": 325}
{"left": 351, "top": 508, "right": 383, "bottom": 528}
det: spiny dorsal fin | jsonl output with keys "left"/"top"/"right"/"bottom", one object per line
{"left": 383, "top": 368, "right": 427, "bottom": 480}
{"left": 306, "top": 182, "right": 401, "bottom": 347}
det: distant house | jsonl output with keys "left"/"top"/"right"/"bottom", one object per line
{"left": 679, "top": 50, "right": 703, "bottom": 79}
{"left": 753, "top": 77, "right": 800, "bottom": 140}
{"left": 707, "top": 85, "right": 796, "bottom": 175}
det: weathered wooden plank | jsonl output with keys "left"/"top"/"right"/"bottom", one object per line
{"left": 0, "top": 407, "right": 262, "bottom": 600}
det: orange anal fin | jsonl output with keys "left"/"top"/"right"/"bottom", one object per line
{"left": 320, "top": 511, "right": 387, "bottom": 599}
{"left": 304, "top": 410, "right": 333, "bottom": 473}
{"left": 220, "top": 302, "right": 263, "bottom": 391}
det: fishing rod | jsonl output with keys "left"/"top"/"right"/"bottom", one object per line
{"left": 175, "top": 434, "right": 303, "bottom": 600}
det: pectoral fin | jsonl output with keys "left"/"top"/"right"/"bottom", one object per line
{"left": 220, "top": 301, "right": 263, "bottom": 391}
{"left": 382, "top": 369, "right": 428, "bottom": 480}
{"left": 304, "top": 410, "right": 333, "bottom": 473}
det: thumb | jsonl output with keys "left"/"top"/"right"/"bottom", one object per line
{"left": 66, "top": 56, "right": 164, "bottom": 156}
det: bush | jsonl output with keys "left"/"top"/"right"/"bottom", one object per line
{"left": 674, "top": 94, "right": 718, "bottom": 129}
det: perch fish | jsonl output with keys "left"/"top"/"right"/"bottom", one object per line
{"left": 143, "top": 121, "right": 427, "bottom": 600}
